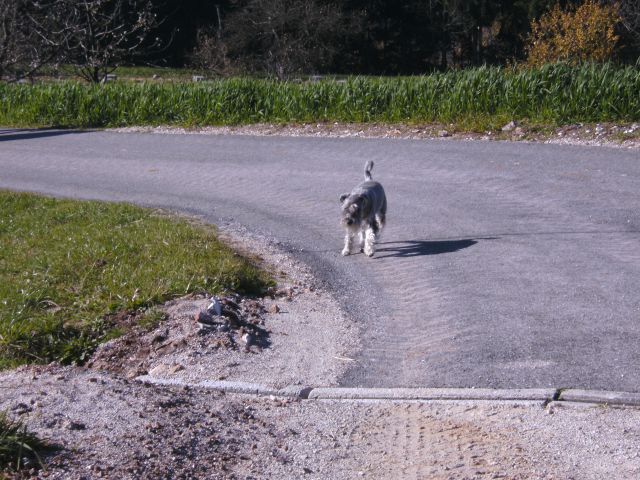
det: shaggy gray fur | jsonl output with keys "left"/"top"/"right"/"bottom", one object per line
{"left": 339, "top": 161, "right": 387, "bottom": 257}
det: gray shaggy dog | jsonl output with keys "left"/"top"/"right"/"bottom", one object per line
{"left": 339, "top": 161, "right": 387, "bottom": 257}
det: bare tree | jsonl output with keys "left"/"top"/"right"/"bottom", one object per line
{"left": 0, "top": 0, "right": 23, "bottom": 79}
{"left": 194, "top": 0, "right": 348, "bottom": 79}
{"left": 39, "top": 0, "right": 164, "bottom": 83}
{"left": 190, "top": 27, "right": 234, "bottom": 75}
{"left": 0, "top": 0, "right": 65, "bottom": 81}
{"left": 619, "top": 0, "right": 640, "bottom": 51}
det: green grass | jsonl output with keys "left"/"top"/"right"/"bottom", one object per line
{"left": 0, "top": 410, "right": 48, "bottom": 473}
{"left": 0, "top": 191, "right": 272, "bottom": 369}
{"left": 1, "top": 64, "right": 638, "bottom": 129}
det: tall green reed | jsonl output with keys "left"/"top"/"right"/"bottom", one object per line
{"left": 1, "top": 64, "right": 638, "bottom": 128}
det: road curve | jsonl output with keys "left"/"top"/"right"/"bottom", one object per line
{"left": 1, "top": 129, "right": 639, "bottom": 391}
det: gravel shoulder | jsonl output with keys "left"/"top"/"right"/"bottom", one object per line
{"left": 2, "top": 365, "right": 640, "bottom": 479}
{"left": 112, "top": 121, "right": 640, "bottom": 150}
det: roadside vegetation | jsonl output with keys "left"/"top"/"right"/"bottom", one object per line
{"left": 0, "top": 410, "right": 48, "bottom": 474}
{"left": 1, "top": 1, "right": 638, "bottom": 132}
{"left": 1, "top": 63, "right": 638, "bottom": 130}
{"left": 0, "top": 191, "right": 272, "bottom": 369}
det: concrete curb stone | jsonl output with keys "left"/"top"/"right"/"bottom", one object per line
{"left": 136, "top": 377, "right": 640, "bottom": 408}
{"left": 559, "top": 389, "right": 640, "bottom": 407}
{"left": 136, "top": 375, "right": 312, "bottom": 398}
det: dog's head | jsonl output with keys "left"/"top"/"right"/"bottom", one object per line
{"left": 339, "top": 193, "right": 368, "bottom": 230}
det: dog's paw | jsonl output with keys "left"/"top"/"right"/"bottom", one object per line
{"left": 341, "top": 248, "right": 351, "bottom": 256}
{"left": 364, "top": 247, "right": 375, "bottom": 257}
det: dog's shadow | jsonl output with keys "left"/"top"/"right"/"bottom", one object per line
{"left": 374, "top": 239, "right": 486, "bottom": 258}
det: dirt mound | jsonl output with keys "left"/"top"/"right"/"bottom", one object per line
{"left": 88, "top": 293, "right": 272, "bottom": 379}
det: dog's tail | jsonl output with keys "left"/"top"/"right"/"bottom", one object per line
{"left": 364, "top": 160, "right": 374, "bottom": 181}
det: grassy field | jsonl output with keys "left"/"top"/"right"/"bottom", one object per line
{"left": 1, "top": 64, "right": 638, "bottom": 129}
{"left": 0, "top": 191, "right": 272, "bottom": 369}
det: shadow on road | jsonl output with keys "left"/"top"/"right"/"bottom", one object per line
{"left": 0, "top": 129, "right": 88, "bottom": 142}
{"left": 373, "top": 228, "right": 640, "bottom": 259}
{"left": 374, "top": 239, "right": 486, "bottom": 258}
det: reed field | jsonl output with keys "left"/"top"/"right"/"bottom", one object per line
{"left": 0, "top": 63, "right": 638, "bottom": 128}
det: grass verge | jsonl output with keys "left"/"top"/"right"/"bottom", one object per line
{"left": 0, "top": 410, "right": 48, "bottom": 474}
{"left": 0, "top": 191, "right": 273, "bottom": 369}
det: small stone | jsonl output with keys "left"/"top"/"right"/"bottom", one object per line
{"left": 126, "top": 370, "right": 143, "bottom": 380}
{"left": 151, "top": 331, "right": 167, "bottom": 343}
{"left": 195, "top": 310, "right": 214, "bottom": 325}
{"left": 207, "top": 297, "right": 222, "bottom": 316}
{"left": 222, "top": 310, "right": 242, "bottom": 328}
{"left": 198, "top": 322, "right": 215, "bottom": 333}
{"left": 438, "top": 129, "right": 450, "bottom": 137}
{"left": 12, "top": 403, "right": 32, "bottom": 415}
{"left": 168, "top": 364, "right": 184, "bottom": 374}
{"left": 64, "top": 420, "right": 86, "bottom": 431}
{"left": 501, "top": 121, "right": 517, "bottom": 132}
{"left": 275, "top": 287, "right": 293, "bottom": 298}
{"left": 149, "top": 364, "right": 169, "bottom": 376}
{"left": 221, "top": 297, "right": 240, "bottom": 311}
{"left": 268, "top": 304, "right": 280, "bottom": 314}
{"left": 155, "top": 340, "right": 181, "bottom": 355}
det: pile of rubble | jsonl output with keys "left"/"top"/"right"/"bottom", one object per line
{"left": 194, "top": 295, "right": 270, "bottom": 351}
{"left": 88, "top": 286, "right": 302, "bottom": 378}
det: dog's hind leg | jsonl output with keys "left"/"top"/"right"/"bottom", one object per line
{"left": 374, "top": 196, "right": 386, "bottom": 241}
{"left": 374, "top": 213, "right": 385, "bottom": 239}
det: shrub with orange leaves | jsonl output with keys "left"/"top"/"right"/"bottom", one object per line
{"left": 526, "top": 0, "right": 621, "bottom": 66}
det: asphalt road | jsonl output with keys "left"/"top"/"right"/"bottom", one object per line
{"left": 1, "top": 129, "right": 639, "bottom": 391}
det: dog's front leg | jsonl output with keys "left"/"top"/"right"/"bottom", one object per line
{"left": 342, "top": 231, "right": 354, "bottom": 256}
{"left": 363, "top": 226, "right": 376, "bottom": 257}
